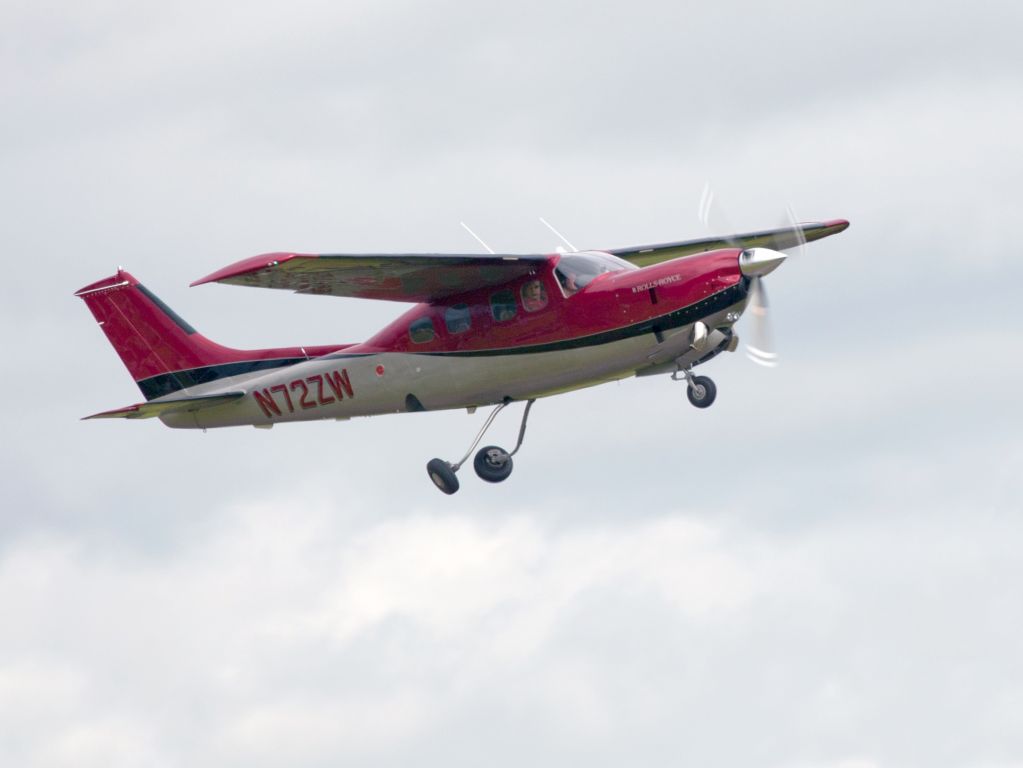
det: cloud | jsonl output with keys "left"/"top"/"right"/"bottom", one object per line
{"left": 3, "top": 487, "right": 1022, "bottom": 766}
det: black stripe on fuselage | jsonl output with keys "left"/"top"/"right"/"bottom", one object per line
{"left": 137, "top": 357, "right": 308, "bottom": 400}
{"left": 413, "top": 281, "right": 748, "bottom": 358}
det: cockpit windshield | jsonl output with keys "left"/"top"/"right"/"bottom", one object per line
{"left": 554, "top": 251, "right": 637, "bottom": 295}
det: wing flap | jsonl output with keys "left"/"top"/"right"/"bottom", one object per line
{"left": 83, "top": 392, "right": 245, "bottom": 420}
{"left": 609, "top": 219, "right": 849, "bottom": 267}
{"left": 191, "top": 252, "right": 550, "bottom": 303}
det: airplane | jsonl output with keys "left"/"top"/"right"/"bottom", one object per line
{"left": 76, "top": 219, "right": 849, "bottom": 494}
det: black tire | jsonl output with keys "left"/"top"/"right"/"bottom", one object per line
{"left": 473, "top": 446, "right": 514, "bottom": 483}
{"left": 686, "top": 375, "right": 717, "bottom": 408}
{"left": 427, "top": 458, "right": 459, "bottom": 494}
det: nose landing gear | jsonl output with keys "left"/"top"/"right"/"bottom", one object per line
{"left": 426, "top": 399, "right": 536, "bottom": 494}
{"left": 474, "top": 446, "right": 514, "bottom": 483}
{"left": 673, "top": 366, "right": 717, "bottom": 408}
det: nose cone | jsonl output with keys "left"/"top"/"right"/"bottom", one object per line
{"left": 739, "top": 248, "right": 787, "bottom": 277}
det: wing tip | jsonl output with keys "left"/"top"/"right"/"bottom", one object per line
{"left": 190, "top": 252, "right": 307, "bottom": 287}
{"left": 820, "top": 218, "right": 850, "bottom": 232}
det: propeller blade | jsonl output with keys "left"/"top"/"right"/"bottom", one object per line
{"left": 745, "top": 276, "right": 779, "bottom": 368}
{"left": 697, "top": 183, "right": 745, "bottom": 248}
{"left": 692, "top": 188, "right": 807, "bottom": 370}
{"left": 779, "top": 204, "right": 808, "bottom": 259}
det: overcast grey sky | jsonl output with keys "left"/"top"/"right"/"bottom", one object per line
{"left": 2, "top": 1, "right": 1022, "bottom": 766}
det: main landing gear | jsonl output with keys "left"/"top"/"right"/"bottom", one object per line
{"left": 426, "top": 399, "right": 536, "bottom": 495}
{"left": 673, "top": 366, "right": 717, "bottom": 409}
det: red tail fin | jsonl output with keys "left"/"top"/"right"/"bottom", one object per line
{"left": 76, "top": 270, "right": 348, "bottom": 400}
{"left": 76, "top": 270, "right": 235, "bottom": 381}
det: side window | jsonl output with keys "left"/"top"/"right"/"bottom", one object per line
{"left": 521, "top": 279, "right": 548, "bottom": 312}
{"left": 409, "top": 316, "right": 435, "bottom": 344}
{"left": 444, "top": 303, "right": 472, "bottom": 334}
{"left": 490, "top": 290, "right": 517, "bottom": 322}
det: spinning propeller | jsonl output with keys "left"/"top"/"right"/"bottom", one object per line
{"left": 698, "top": 187, "right": 809, "bottom": 369}
{"left": 740, "top": 248, "right": 785, "bottom": 368}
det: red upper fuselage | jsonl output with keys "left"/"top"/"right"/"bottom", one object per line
{"left": 354, "top": 248, "right": 744, "bottom": 355}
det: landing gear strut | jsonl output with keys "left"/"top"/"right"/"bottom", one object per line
{"left": 673, "top": 366, "right": 717, "bottom": 409}
{"left": 426, "top": 399, "right": 536, "bottom": 494}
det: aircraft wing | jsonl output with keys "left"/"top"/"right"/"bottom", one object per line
{"left": 608, "top": 219, "right": 850, "bottom": 268}
{"left": 192, "top": 252, "right": 551, "bottom": 303}
{"left": 191, "top": 220, "right": 848, "bottom": 301}
{"left": 83, "top": 392, "right": 245, "bottom": 420}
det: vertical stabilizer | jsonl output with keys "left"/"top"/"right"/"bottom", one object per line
{"left": 76, "top": 270, "right": 348, "bottom": 400}
{"left": 75, "top": 270, "right": 240, "bottom": 387}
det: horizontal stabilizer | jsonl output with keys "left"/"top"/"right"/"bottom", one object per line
{"left": 83, "top": 392, "right": 245, "bottom": 420}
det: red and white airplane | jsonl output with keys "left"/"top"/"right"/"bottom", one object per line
{"left": 77, "top": 219, "right": 849, "bottom": 494}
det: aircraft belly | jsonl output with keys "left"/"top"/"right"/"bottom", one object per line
{"left": 404, "top": 333, "right": 686, "bottom": 408}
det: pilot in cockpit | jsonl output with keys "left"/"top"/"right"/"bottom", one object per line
{"left": 555, "top": 251, "right": 637, "bottom": 296}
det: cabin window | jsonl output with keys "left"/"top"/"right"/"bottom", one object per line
{"left": 444, "top": 303, "right": 472, "bottom": 334}
{"left": 490, "top": 290, "right": 517, "bottom": 322}
{"left": 520, "top": 279, "right": 548, "bottom": 312}
{"left": 409, "top": 316, "right": 436, "bottom": 344}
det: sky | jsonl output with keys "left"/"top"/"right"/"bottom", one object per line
{"left": 2, "top": 1, "right": 1022, "bottom": 766}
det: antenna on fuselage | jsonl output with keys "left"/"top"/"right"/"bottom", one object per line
{"left": 538, "top": 217, "right": 577, "bottom": 252}
{"left": 460, "top": 222, "right": 496, "bottom": 254}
